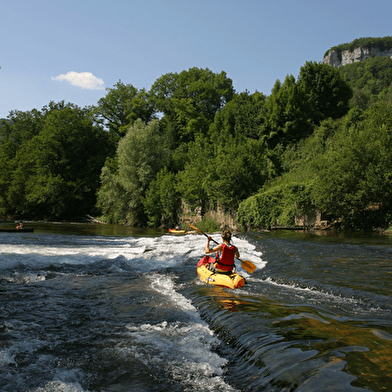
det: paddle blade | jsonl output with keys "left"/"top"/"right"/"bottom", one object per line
{"left": 240, "top": 259, "right": 256, "bottom": 274}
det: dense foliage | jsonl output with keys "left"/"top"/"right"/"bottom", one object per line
{"left": 338, "top": 56, "right": 392, "bottom": 109}
{"left": 97, "top": 119, "right": 168, "bottom": 226}
{"left": 93, "top": 81, "right": 155, "bottom": 143}
{"left": 238, "top": 87, "right": 392, "bottom": 230}
{"left": 2, "top": 50, "right": 392, "bottom": 230}
{"left": 0, "top": 102, "right": 111, "bottom": 219}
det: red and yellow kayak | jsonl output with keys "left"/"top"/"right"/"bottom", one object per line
{"left": 197, "top": 257, "right": 245, "bottom": 290}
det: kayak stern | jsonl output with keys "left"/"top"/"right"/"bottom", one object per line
{"left": 197, "top": 263, "right": 245, "bottom": 290}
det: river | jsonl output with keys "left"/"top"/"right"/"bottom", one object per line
{"left": 1, "top": 223, "right": 392, "bottom": 391}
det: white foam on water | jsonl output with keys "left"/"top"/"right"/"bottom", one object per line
{"left": 253, "top": 276, "right": 356, "bottom": 304}
{"left": 123, "top": 320, "right": 238, "bottom": 391}
{"left": 1, "top": 238, "right": 143, "bottom": 262}
{"left": 0, "top": 232, "right": 265, "bottom": 275}
{"left": 0, "top": 336, "right": 87, "bottom": 392}
{"left": 3, "top": 271, "right": 46, "bottom": 284}
{"left": 117, "top": 272, "right": 239, "bottom": 391}
{"left": 0, "top": 349, "right": 16, "bottom": 367}
{"left": 156, "top": 232, "right": 266, "bottom": 274}
{"left": 149, "top": 272, "right": 198, "bottom": 314}
{"left": 248, "top": 276, "right": 390, "bottom": 318}
{"left": 31, "top": 380, "right": 86, "bottom": 392}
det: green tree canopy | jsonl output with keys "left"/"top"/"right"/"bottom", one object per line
{"left": 338, "top": 56, "right": 392, "bottom": 109}
{"left": 175, "top": 136, "right": 214, "bottom": 214}
{"left": 1, "top": 102, "right": 110, "bottom": 219}
{"left": 239, "top": 92, "right": 392, "bottom": 231}
{"left": 143, "top": 167, "right": 179, "bottom": 228}
{"left": 150, "top": 67, "right": 235, "bottom": 148}
{"left": 97, "top": 119, "right": 168, "bottom": 226}
{"left": 297, "top": 61, "right": 352, "bottom": 125}
{"left": 209, "top": 90, "right": 266, "bottom": 141}
{"left": 312, "top": 101, "right": 392, "bottom": 227}
{"left": 93, "top": 81, "right": 155, "bottom": 142}
{"left": 262, "top": 75, "right": 312, "bottom": 148}
{"left": 0, "top": 108, "right": 44, "bottom": 215}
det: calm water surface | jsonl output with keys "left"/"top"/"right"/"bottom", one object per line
{"left": 1, "top": 223, "right": 392, "bottom": 391}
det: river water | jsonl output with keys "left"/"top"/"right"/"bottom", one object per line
{"left": 1, "top": 223, "right": 392, "bottom": 392}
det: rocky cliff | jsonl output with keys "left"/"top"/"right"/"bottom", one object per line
{"left": 323, "top": 46, "right": 392, "bottom": 68}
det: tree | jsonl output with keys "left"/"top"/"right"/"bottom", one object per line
{"left": 335, "top": 57, "right": 392, "bottom": 110}
{"left": 97, "top": 119, "right": 168, "bottom": 226}
{"left": 297, "top": 61, "right": 352, "bottom": 124}
{"left": 177, "top": 129, "right": 269, "bottom": 217}
{"left": 0, "top": 109, "right": 44, "bottom": 215}
{"left": 176, "top": 136, "right": 213, "bottom": 214}
{"left": 1, "top": 102, "right": 110, "bottom": 219}
{"left": 209, "top": 90, "right": 266, "bottom": 141}
{"left": 175, "top": 89, "right": 270, "bottom": 216}
{"left": 144, "top": 167, "right": 179, "bottom": 227}
{"left": 150, "top": 67, "right": 235, "bottom": 148}
{"left": 93, "top": 81, "right": 155, "bottom": 142}
{"left": 311, "top": 100, "right": 392, "bottom": 228}
{"left": 96, "top": 157, "right": 128, "bottom": 223}
{"left": 207, "top": 136, "right": 268, "bottom": 212}
{"left": 262, "top": 75, "right": 312, "bottom": 148}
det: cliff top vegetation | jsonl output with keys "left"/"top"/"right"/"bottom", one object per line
{"left": 324, "top": 36, "right": 392, "bottom": 57}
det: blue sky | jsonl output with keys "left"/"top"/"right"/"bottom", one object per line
{"left": 1, "top": 0, "right": 391, "bottom": 118}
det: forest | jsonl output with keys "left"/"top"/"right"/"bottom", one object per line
{"left": 2, "top": 37, "right": 392, "bottom": 231}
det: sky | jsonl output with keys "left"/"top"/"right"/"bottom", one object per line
{"left": 1, "top": 0, "right": 391, "bottom": 118}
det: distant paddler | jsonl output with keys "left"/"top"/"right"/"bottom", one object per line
{"left": 168, "top": 225, "right": 186, "bottom": 234}
{"left": 16, "top": 221, "right": 24, "bottom": 230}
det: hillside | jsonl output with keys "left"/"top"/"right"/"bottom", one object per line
{"left": 237, "top": 38, "right": 392, "bottom": 231}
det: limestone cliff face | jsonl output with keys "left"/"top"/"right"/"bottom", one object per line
{"left": 322, "top": 47, "right": 392, "bottom": 68}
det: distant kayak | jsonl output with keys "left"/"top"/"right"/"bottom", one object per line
{"left": 0, "top": 228, "right": 35, "bottom": 233}
{"left": 197, "top": 257, "right": 245, "bottom": 290}
{"left": 168, "top": 228, "right": 186, "bottom": 234}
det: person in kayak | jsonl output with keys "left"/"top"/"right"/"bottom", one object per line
{"left": 204, "top": 229, "right": 240, "bottom": 273}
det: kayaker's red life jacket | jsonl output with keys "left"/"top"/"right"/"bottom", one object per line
{"left": 215, "top": 244, "right": 236, "bottom": 271}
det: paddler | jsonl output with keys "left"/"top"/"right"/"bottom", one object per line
{"left": 204, "top": 229, "right": 239, "bottom": 273}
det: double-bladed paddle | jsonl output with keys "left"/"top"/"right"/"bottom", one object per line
{"left": 184, "top": 222, "right": 256, "bottom": 274}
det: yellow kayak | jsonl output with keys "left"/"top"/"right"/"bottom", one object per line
{"left": 168, "top": 228, "right": 186, "bottom": 234}
{"left": 197, "top": 258, "right": 245, "bottom": 290}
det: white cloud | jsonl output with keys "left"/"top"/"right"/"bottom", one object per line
{"left": 52, "top": 71, "right": 105, "bottom": 90}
